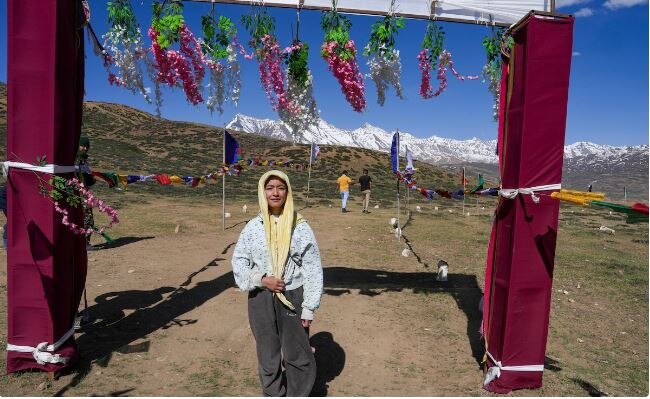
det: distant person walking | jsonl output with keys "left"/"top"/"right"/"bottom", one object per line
{"left": 336, "top": 170, "right": 353, "bottom": 213}
{"left": 358, "top": 169, "right": 373, "bottom": 214}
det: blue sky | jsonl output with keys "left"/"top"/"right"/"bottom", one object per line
{"left": 0, "top": 1, "right": 647, "bottom": 146}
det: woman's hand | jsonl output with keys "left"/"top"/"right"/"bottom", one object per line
{"left": 301, "top": 319, "right": 312, "bottom": 328}
{"left": 261, "top": 275, "right": 285, "bottom": 293}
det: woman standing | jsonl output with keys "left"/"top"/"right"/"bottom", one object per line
{"left": 232, "top": 170, "right": 323, "bottom": 396}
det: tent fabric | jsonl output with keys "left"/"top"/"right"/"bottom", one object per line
{"left": 7, "top": 0, "right": 87, "bottom": 372}
{"left": 482, "top": 14, "right": 574, "bottom": 393}
{"left": 197, "top": 0, "right": 549, "bottom": 25}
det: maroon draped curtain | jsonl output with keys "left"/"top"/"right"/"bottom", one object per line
{"left": 7, "top": 0, "right": 87, "bottom": 372}
{"left": 483, "top": 14, "right": 574, "bottom": 393}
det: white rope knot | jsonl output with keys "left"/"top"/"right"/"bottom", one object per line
{"left": 483, "top": 351, "right": 545, "bottom": 386}
{"left": 6, "top": 325, "right": 75, "bottom": 365}
{"left": 498, "top": 184, "right": 561, "bottom": 204}
{"left": 2, "top": 161, "right": 78, "bottom": 178}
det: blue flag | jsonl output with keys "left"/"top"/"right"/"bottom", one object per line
{"left": 390, "top": 131, "right": 400, "bottom": 172}
{"left": 224, "top": 130, "right": 241, "bottom": 165}
{"left": 310, "top": 143, "right": 320, "bottom": 163}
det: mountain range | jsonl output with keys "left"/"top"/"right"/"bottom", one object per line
{"left": 227, "top": 114, "right": 648, "bottom": 200}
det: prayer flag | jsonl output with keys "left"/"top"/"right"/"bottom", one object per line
{"left": 405, "top": 146, "right": 414, "bottom": 172}
{"left": 311, "top": 143, "right": 320, "bottom": 163}
{"left": 224, "top": 130, "right": 241, "bottom": 165}
{"left": 391, "top": 131, "right": 400, "bottom": 173}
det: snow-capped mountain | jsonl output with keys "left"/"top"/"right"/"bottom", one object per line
{"left": 226, "top": 113, "right": 648, "bottom": 166}
{"left": 226, "top": 114, "right": 498, "bottom": 164}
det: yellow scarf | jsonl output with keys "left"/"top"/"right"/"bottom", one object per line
{"left": 258, "top": 170, "right": 304, "bottom": 310}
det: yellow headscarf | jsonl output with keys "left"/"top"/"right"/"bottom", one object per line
{"left": 257, "top": 170, "right": 304, "bottom": 310}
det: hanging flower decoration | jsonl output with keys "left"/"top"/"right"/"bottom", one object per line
{"left": 482, "top": 28, "right": 513, "bottom": 120}
{"left": 279, "top": 41, "right": 320, "bottom": 141}
{"left": 363, "top": 2, "right": 405, "bottom": 106}
{"left": 39, "top": 176, "right": 120, "bottom": 236}
{"left": 320, "top": 2, "right": 366, "bottom": 112}
{"left": 149, "top": 1, "right": 205, "bottom": 105}
{"left": 200, "top": 14, "right": 242, "bottom": 114}
{"left": 417, "top": 20, "right": 444, "bottom": 99}
{"left": 103, "top": 0, "right": 152, "bottom": 103}
{"left": 242, "top": 9, "right": 294, "bottom": 113}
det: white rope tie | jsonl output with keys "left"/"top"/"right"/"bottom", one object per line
{"left": 498, "top": 183, "right": 561, "bottom": 204}
{"left": 483, "top": 351, "right": 544, "bottom": 386}
{"left": 7, "top": 326, "right": 76, "bottom": 365}
{"left": 2, "top": 161, "right": 78, "bottom": 178}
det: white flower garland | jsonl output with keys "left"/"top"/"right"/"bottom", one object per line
{"left": 204, "top": 42, "right": 241, "bottom": 115}
{"left": 367, "top": 48, "right": 403, "bottom": 106}
{"left": 278, "top": 71, "right": 319, "bottom": 143}
{"left": 103, "top": 25, "right": 152, "bottom": 104}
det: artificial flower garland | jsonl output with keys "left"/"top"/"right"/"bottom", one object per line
{"left": 149, "top": 1, "right": 205, "bottom": 106}
{"left": 103, "top": 0, "right": 153, "bottom": 103}
{"left": 279, "top": 41, "right": 320, "bottom": 141}
{"left": 363, "top": 7, "right": 405, "bottom": 106}
{"left": 482, "top": 28, "right": 513, "bottom": 120}
{"left": 200, "top": 14, "right": 242, "bottom": 114}
{"left": 41, "top": 176, "right": 119, "bottom": 236}
{"left": 320, "top": 3, "right": 366, "bottom": 112}
{"left": 417, "top": 20, "right": 444, "bottom": 99}
{"left": 421, "top": 50, "right": 480, "bottom": 98}
{"left": 242, "top": 10, "right": 295, "bottom": 113}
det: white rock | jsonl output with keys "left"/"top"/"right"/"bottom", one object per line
{"left": 225, "top": 212, "right": 231, "bottom": 218}
{"left": 328, "top": 204, "right": 332, "bottom": 208}
{"left": 598, "top": 225, "right": 615, "bottom": 234}
{"left": 481, "top": 207, "right": 485, "bottom": 210}
{"left": 242, "top": 204, "right": 248, "bottom": 213}
{"left": 174, "top": 224, "right": 180, "bottom": 234}
{"left": 436, "top": 260, "right": 448, "bottom": 282}
{"left": 401, "top": 248, "right": 410, "bottom": 257}
{"left": 448, "top": 209, "right": 453, "bottom": 213}
{"left": 374, "top": 204, "right": 380, "bottom": 209}
{"left": 127, "top": 269, "right": 135, "bottom": 274}
{"left": 389, "top": 217, "right": 397, "bottom": 227}
{"left": 415, "top": 206, "right": 421, "bottom": 212}
{"left": 466, "top": 212, "right": 470, "bottom": 216}
{"left": 434, "top": 206, "right": 439, "bottom": 211}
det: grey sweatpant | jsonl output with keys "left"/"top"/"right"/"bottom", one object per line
{"left": 248, "top": 287, "right": 316, "bottom": 396}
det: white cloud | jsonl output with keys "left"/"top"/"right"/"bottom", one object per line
{"left": 556, "top": 0, "right": 592, "bottom": 8}
{"left": 572, "top": 51, "right": 582, "bottom": 56}
{"left": 604, "top": 0, "right": 648, "bottom": 9}
{"left": 574, "top": 7, "right": 595, "bottom": 16}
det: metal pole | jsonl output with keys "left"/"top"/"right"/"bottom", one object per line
{"left": 462, "top": 167, "right": 466, "bottom": 215}
{"left": 306, "top": 143, "right": 313, "bottom": 207}
{"left": 222, "top": 131, "right": 226, "bottom": 231}
{"left": 396, "top": 129, "right": 401, "bottom": 240}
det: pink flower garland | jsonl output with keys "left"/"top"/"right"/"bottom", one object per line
{"left": 53, "top": 178, "right": 120, "bottom": 236}
{"left": 418, "top": 49, "right": 479, "bottom": 99}
{"left": 256, "top": 35, "right": 298, "bottom": 114}
{"left": 321, "top": 40, "right": 366, "bottom": 112}
{"left": 148, "top": 24, "right": 205, "bottom": 105}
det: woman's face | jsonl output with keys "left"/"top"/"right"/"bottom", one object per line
{"left": 265, "top": 177, "right": 287, "bottom": 214}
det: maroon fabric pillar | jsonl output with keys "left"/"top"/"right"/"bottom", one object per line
{"left": 483, "top": 15, "right": 574, "bottom": 393}
{"left": 7, "top": 0, "right": 87, "bottom": 372}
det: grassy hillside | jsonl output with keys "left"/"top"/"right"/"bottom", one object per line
{"left": 0, "top": 82, "right": 473, "bottom": 207}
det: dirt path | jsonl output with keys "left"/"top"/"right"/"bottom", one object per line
{"left": 0, "top": 196, "right": 647, "bottom": 396}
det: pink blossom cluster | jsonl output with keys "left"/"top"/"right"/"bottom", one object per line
{"left": 257, "top": 35, "right": 298, "bottom": 114}
{"left": 108, "top": 73, "right": 126, "bottom": 87}
{"left": 321, "top": 40, "right": 366, "bottom": 112}
{"left": 148, "top": 25, "right": 205, "bottom": 105}
{"left": 53, "top": 178, "right": 120, "bottom": 236}
{"left": 417, "top": 49, "right": 480, "bottom": 99}
{"left": 417, "top": 49, "right": 434, "bottom": 99}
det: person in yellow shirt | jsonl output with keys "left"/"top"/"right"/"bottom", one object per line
{"left": 335, "top": 171, "right": 354, "bottom": 213}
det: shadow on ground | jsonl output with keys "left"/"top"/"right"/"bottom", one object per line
{"left": 91, "top": 236, "right": 154, "bottom": 250}
{"left": 56, "top": 262, "right": 483, "bottom": 395}
{"left": 322, "top": 266, "right": 484, "bottom": 366}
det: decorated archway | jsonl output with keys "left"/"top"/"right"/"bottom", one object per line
{"left": 5, "top": 0, "right": 574, "bottom": 393}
